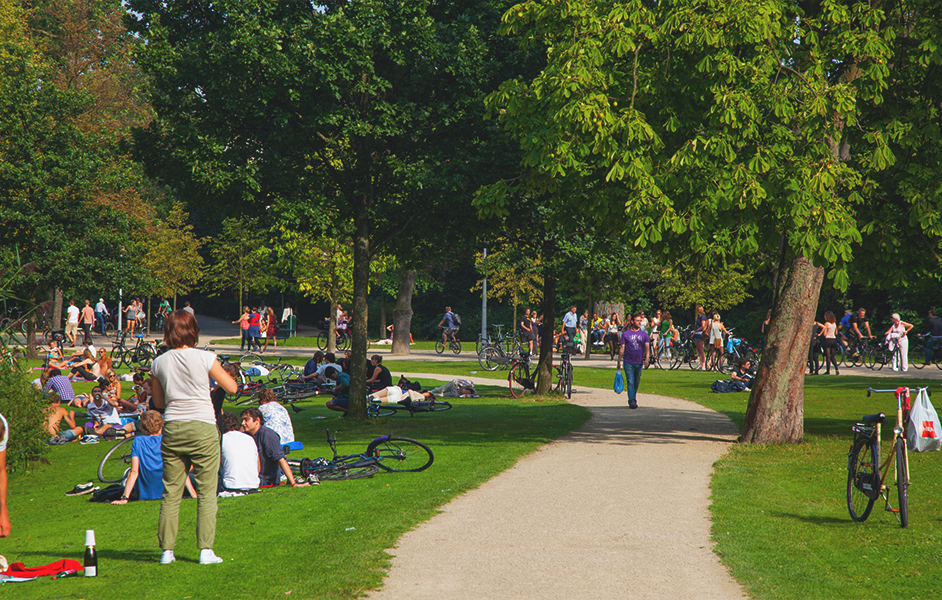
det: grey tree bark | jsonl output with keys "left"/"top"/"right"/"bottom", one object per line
{"left": 390, "top": 269, "right": 417, "bottom": 355}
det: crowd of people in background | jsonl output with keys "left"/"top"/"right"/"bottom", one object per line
{"left": 233, "top": 304, "right": 281, "bottom": 353}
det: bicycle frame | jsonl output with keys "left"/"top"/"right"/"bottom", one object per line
{"left": 867, "top": 386, "right": 913, "bottom": 490}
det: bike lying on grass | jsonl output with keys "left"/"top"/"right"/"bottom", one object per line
{"left": 288, "top": 429, "right": 434, "bottom": 481}
{"left": 847, "top": 386, "right": 925, "bottom": 528}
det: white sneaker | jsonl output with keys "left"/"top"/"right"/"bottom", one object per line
{"left": 160, "top": 550, "right": 175, "bottom": 564}
{"left": 199, "top": 549, "right": 223, "bottom": 565}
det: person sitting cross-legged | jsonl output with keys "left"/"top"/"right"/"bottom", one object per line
{"left": 218, "top": 412, "right": 259, "bottom": 495}
{"left": 112, "top": 411, "right": 197, "bottom": 504}
{"left": 239, "top": 408, "right": 310, "bottom": 487}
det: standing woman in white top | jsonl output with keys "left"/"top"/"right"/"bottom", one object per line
{"left": 885, "top": 313, "right": 914, "bottom": 372}
{"left": 817, "top": 311, "right": 840, "bottom": 375}
{"left": 707, "top": 312, "right": 729, "bottom": 371}
{"left": 150, "top": 310, "right": 238, "bottom": 566}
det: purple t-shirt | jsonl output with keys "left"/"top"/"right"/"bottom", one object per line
{"left": 620, "top": 329, "right": 650, "bottom": 365}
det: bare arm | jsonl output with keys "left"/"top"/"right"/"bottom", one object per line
{"left": 279, "top": 457, "right": 308, "bottom": 487}
{"left": 209, "top": 360, "right": 239, "bottom": 394}
{"left": 112, "top": 456, "right": 140, "bottom": 505}
{"left": 150, "top": 376, "right": 165, "bottom": 409}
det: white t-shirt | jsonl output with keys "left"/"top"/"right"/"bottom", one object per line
{"left": 316, "top": 362, "right": 343, "bottom": 377}
{"left": 150, "top": 347, "right": 217, "bottom": 424}
{"left": 67, "top": 305, "right": 80, "bottom": 324}
{"left": 87, "top": 399, "right": 121, "bottom": 425}
{"left": 0, "top": 414, "right": 8, "bottom": 452}
{"left": 220, "top": 431, "right": 260, "bottom": 490}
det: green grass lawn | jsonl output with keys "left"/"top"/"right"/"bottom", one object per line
{"left": 2, "top": 369, "right": 589, "bottom": 599}
{"left": 380, "top": 359, "right": 942, "bottom": 600}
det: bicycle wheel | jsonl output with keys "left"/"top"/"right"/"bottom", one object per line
{"left": 110, "top": 345, "right": 126, "bottom": 368}
{"left": 847, "top": 438, "right": 878, "bottom": 522}
{"left": 910, "top": 341, "right": 927, "bottom": 370}
{"left": 450, "top": 340, "right": 461, "bottom": 354}
{"left": 434, "top": 340, "right": 445, "bottom": 354}
{"left": 478, "top": 346, "right": 500, "bottom": 371}
{"left": 895, "top": 437, "right": 909, "bottom": 528}
{"left": 669, "top": 347, "right": 683, "bottom": 370}
{"left": 367, "top": 403, "right": 396, "bottom": 418}
{"left": 138, "top": 345, "right": 156, "bottom": 368}
{"left": 565, "top": 363, "right": 572, "bottom": 399}
{"left": 316, "top": 332, "right": 328, "bottom": 351}
{"left": 509, "top": 363, "right": 531, "bottom": 398}
{"left": 367, "top": 436, "right": 434, "bottom": 472}
{"left": 718, "top": 352, "right": 735, "bottom": 374}
{"left": 98, "top": 436, "right": 135, "bottom": 483}
{"left": 874, "top": 347, "right": 890, "bottom": 371}
{"left": 317, "top": 463, "right": 381, "bottom": 481}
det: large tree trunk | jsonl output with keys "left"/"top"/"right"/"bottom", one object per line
{"left": 348, "top": 198, "right": 370, "bottom": 419}
{"left": 537, "top": 243, "right": 556, "bottom": 394}
{"left": 390, "top": 269, "right": 416, "bottom": 355}
{"left": 741, "top": 255, "right": 824, "bottom": 443}
{"left": 53, "top": 288, "right": 63, "bottom": 330}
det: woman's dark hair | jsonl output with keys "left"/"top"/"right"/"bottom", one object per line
{"left": 219, "top": 412, "right": 241, "bottom": 434}
{"left": 164, "top": 309, "right": 199, "bottom": 349}
{"left": 824, "top": 310, "right": 836, "bottom": 324}
{"left": 312, "top": 351, "right": 325, "bottom": 364}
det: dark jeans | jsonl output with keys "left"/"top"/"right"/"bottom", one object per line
{"left": 926, "top": 336, "right": 942, "bottom": 363}
{"left": 95, "top": 312, "right": 105, "bottom": 334}
{"left": 240, "top": 330, "right": 249, "bottom": 351}
{"left": 623, "top": 362, "right": 643, "bottom": 403}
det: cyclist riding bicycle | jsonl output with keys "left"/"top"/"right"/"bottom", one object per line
{"left": 845, "top": 307, "right": 873, "bottom": 356}
{"left": 437, "top": 306, "right": 459, "bottom": 345}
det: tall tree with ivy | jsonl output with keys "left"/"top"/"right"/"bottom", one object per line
{"left": 484, "top": 0, "right": 942, "bottom": 442}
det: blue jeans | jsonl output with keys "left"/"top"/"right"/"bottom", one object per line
{"left": 96, "top": 312, "right": 105, "bottom": 334}
{"left": 623, "top": 362, "right": 643, "bottom": 403}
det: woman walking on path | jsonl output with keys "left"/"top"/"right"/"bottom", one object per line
{"left": 150, "top": 310, "right": 238, "bottom": 566}
{"left": 233, "top": 307, "right": 251, "bottom": 351}
{"left": 520, "top": 309, "right": 533, "bottom": 354}
{"left": 886, "top": 313, "right": 913, "bottom": 372}
{"left": 262, "top": 307, "right": 277, "bottom": 353}
{"left": 618, "top": 313, "right": 650, "bottom": 409}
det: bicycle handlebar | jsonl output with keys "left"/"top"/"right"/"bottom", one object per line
{"left": 867, "top": 386, "right": 930, "bottom": 397}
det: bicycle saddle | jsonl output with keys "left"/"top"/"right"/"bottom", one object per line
{"left": 860, "top": 413, "right": 886, "bottom": 424}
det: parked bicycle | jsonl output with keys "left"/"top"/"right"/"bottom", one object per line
{"left": 847, "top": 386, "right": 924, "bottom": 528}
{"left": 288, "top": 429, "right": 434, "bottom": 481}
{"left": 554, "top": 349, "right": 573, "bottom": 399}
{"left": 508, "top": 352, "right": 535, "bottom": 398}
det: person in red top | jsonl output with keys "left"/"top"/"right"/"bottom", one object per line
{"left": 80, "top": 300, "right": 96, "bottom": 344}
{"left": 247, "top": 307, "right": 262, "bottom": 352}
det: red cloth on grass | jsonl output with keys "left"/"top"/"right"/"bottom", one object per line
{"left": 2, "top": 559, "right": 83, "bottom": 577}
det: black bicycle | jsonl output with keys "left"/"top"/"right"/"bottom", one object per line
{"left": 554, "top": 350, "right": 573, "bottom": 399}
{"left": 289, "top": 430, "right": 434, "bottom": 481}
{"left": 508, "top": 352, "right": 535, "bottom": 398}
{"left": 436, "top": 327, "right": 462, "bottom": 354}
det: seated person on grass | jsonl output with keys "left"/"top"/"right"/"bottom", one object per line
{"left": 365, "top": 355, "right": 392, "bottom": 392}
{"left": 218, "top": 412, "right": 260, "bottom": 495}
{"left": 315, "top": 352, "right": 343, "bottom": 384}
{"left": 257, "top": 388, "right": 294, "bottom": 445}
{"left": 86, "top": 386, "right": 138, "bottom": 437}
{"left": 111, "top": 411, "right": 197, "bottom": 504}
{"left": 301, "top": 351, "right": 325, "bottom": 383}
{"left": 239, "top": 408, "right": 309, "bottom": 487}
{"left": 42, "top": 368, "right": 76, "bottom": 406}
{"left": 69, "top": 349, "right": 101, "bottom": 382}
{"left": 324, "top": 367, "right": 350, "bottom": 414}
{"left": 730, "top": 359, "right": 755, "bottom": 389}
{"left": 45, "top": 395, "right": 78, "bottom": 441}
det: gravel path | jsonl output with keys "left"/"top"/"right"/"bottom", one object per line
{"left": 368, "top": 375, "right": 747, "bottom": 600}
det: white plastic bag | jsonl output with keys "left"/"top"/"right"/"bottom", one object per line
{"left": 908, "top": 388, "right": 942, "bottom": 453}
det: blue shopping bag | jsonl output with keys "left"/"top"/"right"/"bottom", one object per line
{"left": 613, "top": 369, "right": 624, "bottom": 394}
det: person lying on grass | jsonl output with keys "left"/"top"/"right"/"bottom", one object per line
{"left": 324, "top": 366, "right": 349, "bottom": 414}
{"left": 112, "top": 411, "right": 197, "bottom": 504}
{"left": 239, "top": 408, "right": 311, "bottom": 487}
{"left": 368, "top": 385, "right": 435, "bottom": 407}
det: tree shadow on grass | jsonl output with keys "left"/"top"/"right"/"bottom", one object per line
{"left": 767, "top": 511, "right": 852, "bottom": 526}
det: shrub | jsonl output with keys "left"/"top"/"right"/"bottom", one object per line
{"left": 0, "top": 360, "right": 49, "bottom": 473}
